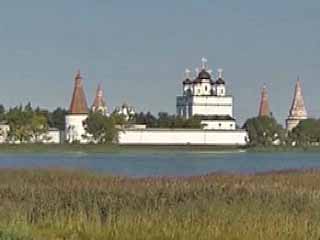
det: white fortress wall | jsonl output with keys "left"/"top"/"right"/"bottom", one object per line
{"left": 65, "top": 114, "right": 89, "bottom": 143}
{"left": 119, "top": 129, "right": 248, "bottom": 146}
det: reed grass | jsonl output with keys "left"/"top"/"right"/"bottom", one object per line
{"left": 1, "top": 169, "right": 320, "bottom": 239}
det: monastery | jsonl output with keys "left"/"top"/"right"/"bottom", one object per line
{"left": 65, "top": 59, "right": 249, "bottom": 146}
{"left": 0, "top": 60, "right": 310, "bottom": 145}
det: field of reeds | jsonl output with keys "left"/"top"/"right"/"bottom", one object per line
{"left": 1, "top": 169, "right": 320, "bottom": 239}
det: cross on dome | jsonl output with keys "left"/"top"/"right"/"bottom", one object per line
{"left": 185, "top": 68, "right": 191, "bottom": 79}
{"left": 201, "top": 57, "right": 208, "bottom": 70}
{"left": 217, "top": 68, "right": 224, "bottom": 79}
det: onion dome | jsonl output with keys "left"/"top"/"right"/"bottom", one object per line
{"left": 183, "top": 69, "right": 193, "bottom": 85}
{"left": 215, "top": 68, "right": 226, "bottom": 85}
{"left": 183, "top": 78, "right": 193, "bottom": 84}
{"left": 198, "top": 69, "right": 211, "bottom": 80}
{"left": 215, "top": 78, "right": 225, "bottom": 85}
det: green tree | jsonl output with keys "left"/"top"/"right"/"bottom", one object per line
{"left": 6, "top": 104, "right": 49, "bottom": 143}
{"left": 0, "top": 104, "right": 5, "bottom": 122}
{"left": 6, "top": 105, "right": 32, "bottom": 143}
{"left": 289, "top": 119, "right": 320, "bottom": 147}
{"left": 83, "top": 112, "right": 119, "bottom": 144}
{"left": 30, "top": 113, "right": 49, "bottom": 143}
{"left": 130, "top": 112, "right": 202, "bottom": 129}
{"left": 49, "top": 107, "right": 67, "bottom": 130}
{"left": 243, "top": 116, "right": 285, "bottom": 147}
{"left": 131, "top": 112, "right": 158, "bottom": 127}
{"left": 110, "top": 112, "right": 127, "bottom": 126}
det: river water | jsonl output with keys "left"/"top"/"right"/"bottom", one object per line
{"left": 0, "top": 151, "right": 319, "bottom": 177}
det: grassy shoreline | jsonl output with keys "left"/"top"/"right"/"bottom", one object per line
{"left": 0, "top": 144, "right": 247, "bottom": 154}
{"left": 0, "top": 143, "right": 319, "bottom": 154}
{"left": 1, "top": 169, "right": 320, "bottom": 239}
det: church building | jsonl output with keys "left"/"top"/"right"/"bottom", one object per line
{"left": 176, "top": 58, "right": 235, "bottom": 130}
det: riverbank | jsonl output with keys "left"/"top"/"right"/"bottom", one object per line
{"left": 1, "top": 169, "right": 320, "bottom": 239}
{"left": 0, "top": 143, "right": 246, "bottom": 154}
{"left": 0, "top": 143, "right": 319, "bottom": 154}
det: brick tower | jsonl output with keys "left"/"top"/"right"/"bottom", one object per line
{"left": 258, "top": 85, "right": 271, "bottom": 117}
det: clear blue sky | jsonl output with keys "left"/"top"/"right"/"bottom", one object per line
{"left": 0, "top": 0, "right": 319, "bottom": 125}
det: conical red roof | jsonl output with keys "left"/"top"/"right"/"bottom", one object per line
{"left": 288, "top": 79, "right": 307, "bottom": 119}
{"left": 258, "top": 85, "right": 271, "bottom": 117}
{"left": 92, "top": 83, "right": 107, "bottom": 112}
{"left": 69, "top": 71, "right": 88, "bottom": 114}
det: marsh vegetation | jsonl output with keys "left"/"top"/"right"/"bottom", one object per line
{"left": 0, "top": 169, "right": 320, "bottom": 239}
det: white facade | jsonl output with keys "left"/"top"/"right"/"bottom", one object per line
{"left": 177, "top": 95, "right": 233, "bottom": 118}
{"left": 177, "top": 63, "right": 233, "bottom": 122}
{"left": 0, "top": 124, "right": 9, "bottom": 143}
{"left": 65, "top": 114, "right": 88, "bottom": 143}
{"left": 119, "top": 129, "right": 248, "bottom": 146}
{"left": 40, "top": 129, "right": 63, "bottom": 144}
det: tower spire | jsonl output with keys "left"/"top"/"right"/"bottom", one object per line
{"left": 289, "top": 78, "right": 307, "bottom": 117}
{"left": 286, "top": 78, "right": 307, "bottom": 130}
{"left": 258, "top": 84, "right": 271, "bottom": 117}
{"left": 69, "top": 70, "right": 88, "bottom": 114}
{"left": 92, "top": 83, "right": 109, "bottom": 116}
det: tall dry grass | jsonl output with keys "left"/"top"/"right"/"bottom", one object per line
{"left": 0, "top": 169, "right": 320, "bottom": 239}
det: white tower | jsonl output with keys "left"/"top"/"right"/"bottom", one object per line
{"left": 65, "top": 71, "right": 89, "bottom": 143}
{"left": 286, "top": 78, "right": 308, "bottom": 131}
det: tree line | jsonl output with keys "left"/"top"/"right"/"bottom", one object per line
{"left": 0, "top": 105, "right": 202, "bottom": 144}
{"left": 0, "top": 103, "right": 318, "bottom": 146}
{"left": 243, "top": 116, "right": 320, "bottom": 148}
{"left": 0, "top": 103, "right": 67, "bottom": 143}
